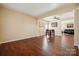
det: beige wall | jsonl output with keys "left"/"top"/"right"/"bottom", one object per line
{"left": 0, "top": 7, "right": 4, "bottom": 42}
{"left": 74, "top": 4, "right": 79, "bottom": 48}
{"left": 0, "top": 7, "right": 38, "bottom": 44}
{"left": 61, "top": 19, "right": 74, "bottom": 31}
{"left": 48, "top": 20, "right": 61, "bottom": 36}
{"left": 37, "top": 19, "right": 47, "bottom": 36}
{"left": 37, "top": 19, "right": 62, "bottom": 36}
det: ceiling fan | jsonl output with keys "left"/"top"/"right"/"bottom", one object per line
{"left": 53, "top": 16, "right": 60, "bottom": 20}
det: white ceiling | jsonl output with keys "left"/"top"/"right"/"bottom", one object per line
{"left": 43, "top": 11, "right": 74, "bottom": 21}
{"left": 1, "top": 3, "right": 72, "bottom": 17}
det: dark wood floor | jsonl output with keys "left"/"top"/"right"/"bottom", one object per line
{"left": 0, "top": 34, "right": 75, "bottom": 56}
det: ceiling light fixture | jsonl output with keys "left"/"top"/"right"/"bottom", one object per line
{"left": 54, "top": 16, "right": 60, "bottom": 20}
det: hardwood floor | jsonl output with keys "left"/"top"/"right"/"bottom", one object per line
{"left": 0, "top": 34, "right": 75, "bottom": 56}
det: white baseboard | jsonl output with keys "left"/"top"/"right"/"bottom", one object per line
{"left": 0, "top": 35, "right": 39, "bottom": 44}
{"left": 0, "top": 35, "right": 61, "bottom": 45}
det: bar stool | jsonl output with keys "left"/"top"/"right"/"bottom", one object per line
{"left": 46, "top": 29, "right": 55, "bottom": 40}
